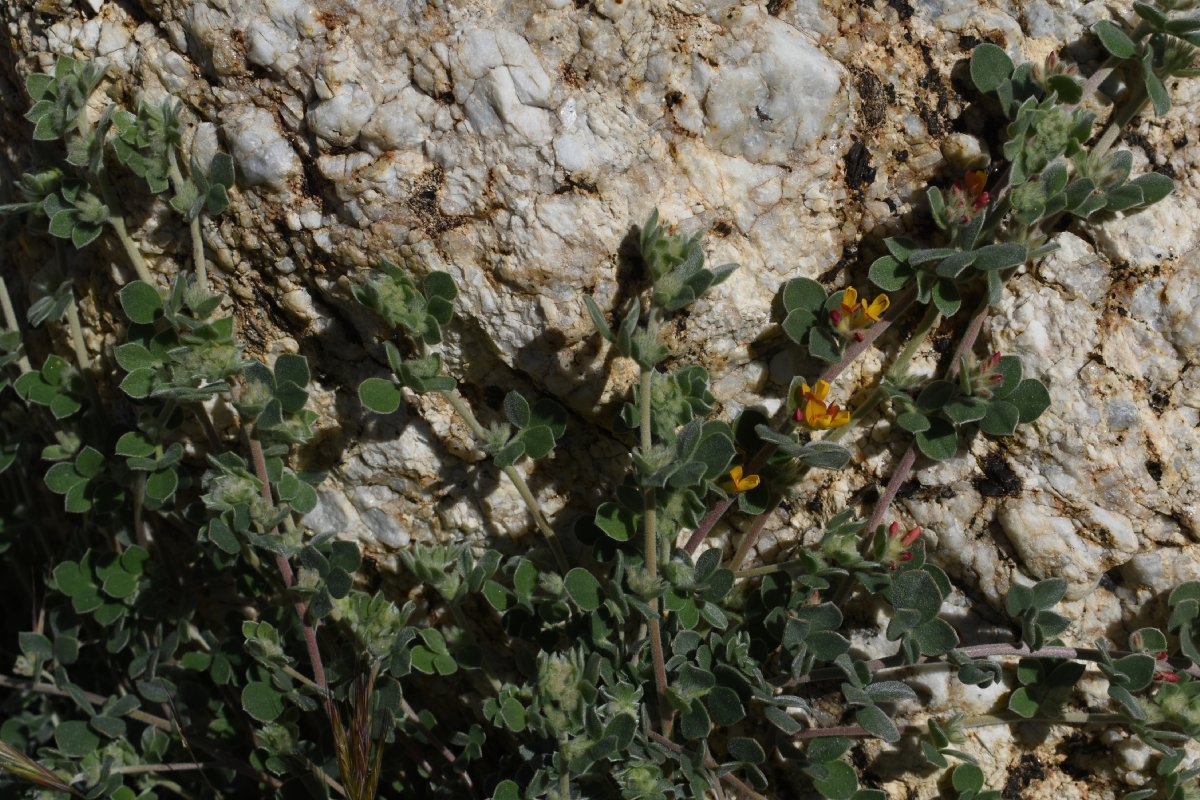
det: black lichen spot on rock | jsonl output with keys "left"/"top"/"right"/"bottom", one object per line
{"left": 711, "top": 219, "right": 733, "bottom": 237}
{"left": 844, "top": 140, "right": 876, "bottom": 193}
{"left": 854, "top": 69, "right": 893, "bottom": 130}
{"left": 974, "top": 454, "right": 1021, "bottom": 498}
{"left": 1003, "top": 754, "right": 1045, "bottom": 799}
{"left": 886, "top": 0, "right": 914, "bottom": 20}
{"left": 1150, "top": 389, "right": 1170, "bottom": 414}
{"left": 767, "top": 0, "right": 791, "bottom": 15}
{"left": 1146, "top": 459, "right": 1163, "bottom": 482}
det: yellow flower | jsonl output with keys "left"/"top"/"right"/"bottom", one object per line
{"left": 860, "top": 292, "right": 889, "bottom": 322}
{"left": 830, "top": 287, "right": 890, "bottom": 339}
{"left": 794, "top": 379, "right": 851, "bottom": 429}
{"left": 722, "top": 465, "right": 761, "bottom": 494}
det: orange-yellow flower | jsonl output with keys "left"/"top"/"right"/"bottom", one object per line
{"left": 793, "top": 379, "right": 851, "bottom": 430}
{"left": 722, "top": 465, "right": 760, "bottom": 494}
{"left": 830, "top": 287, "right": 890, "bottom": 340}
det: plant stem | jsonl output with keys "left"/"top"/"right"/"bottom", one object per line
{"left": 63, "top": 289, "right": 91, "bottom": 371}
{"left": 794, "top": 710, "right": 1132, "bottom": 741}
{"left": 97, "top": 176, "right": 156, "bottom": 286}
{"left": 647, "top": 732, "right": 769, "bottom": 800}
{"left": 169, "top": 153, "right": 209, "bottom": 292}
{"left": 786, "top": 641, "right": 1200, "bottom": 688}
{"left": 244, "top": 432, "right": 332, "bottom": 721}
{"left": 0, "top": 276, "right": 33, "bottom": 373}
{"left": 559, "top": 734, "right": 571, "bottom": 799}
{"left": 864, "top": 297, "right": 990, "bottom": 538}
{"left": 441, "top": 389, "right": 569, "bottom": 572}
{"left": 638, "top": 354, "right": 672, "bottom": 738}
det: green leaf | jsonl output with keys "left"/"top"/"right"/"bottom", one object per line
{"left": 492, "top": 780, "right": 521, "bottom": 800}
{"left": 119, "top": 281, "right": 163, "bottom": 324}
{"left": 953, "top": 763, "right": 986, "bottom": 793}
{"left": 145, "top": 468, "right": 178, "bottom": 503}
{"left": 782, "top": 277, "right": 827, "bottom": 312}
{"left": 797, "top": 441, "right": 851, "bottom": 470}
{"left": 897, "top": 411, "right": 930, "bottom": 433}
{"left": 1144, "top": 69, "right": 1170, "bottom": 116}
{"left": 1129, "top": 172, "right": 1174, "bottom": 205}
{"left": 931, "top": 278, "right": 961, "bottom": 317}
{"left": 782, "top": 309, "right": 817, "bottom": 344}
{"left": 583, "top": 296, "right": 615, "bottom": 342}
{"left": 727, "top": 736, "right": 765, "bottom": 764}
{"left": 979, "top": 401, "right": 1019, "bottom": 436}
{"left": 55, "top": 719, "right": 100, "bottom": 757}
{"left": 359, "top": 378, "right": 402, "bottom": 414}
{"left": 1008, "top": 686, "right": 1039, "bottom": 718}
{"left": 912, "top": 618, "right": 959, "bottom": 656}
{"left": 44, "top": 462, "right": 82, "bottom": 494}
{"left": 595, "top": 501, "right": 638, "bottom": 542}
{"left": 1093, "top": 20, "right": 1136, "bottom": 58}
{"left": 679, "top": 698, "right": 711, "bottom": 740}
{"left": 811, "top": 760, "right": 858, "bottom": 800}
{"left": 971, "top": 44, "right": 1014, "bottom": 93}
{"left": 972, "top": 242, "right": 1027, "bottom": 271}
{"left": 502, "top": 391, "right": 532, "bottom": 428}
{"left": 869, "top": 255, "right": 912, "bottom": 291}
{"left": 943, "top": 396, "right": 987, "bottom": 424}
{"left": 855, "top": 703, "right": 901, "bottom": 743}
{"left": 1031, "top": 578, "right": 1067, "bottom": 609}
{"left": 120, "top": 367, "right": 156, "bottom": 399}
{"left": 115, "top": 432, "right": 156, "bottom": 458}
{"left": 1008, "top": 379, "right": 1051, "bottom": 422}
{"left": 564, "top": 568, "right": 602, "bottom": 611}
{"left": 101, "top": 569, "right": 139, "bottom": 599}
{"left": 707, "top": 686, "right": 745, "bottom": 726}
{"left": 242, "top": 681, "right": 285, "bottom": 722}
{"left": 915, "top": 418, "right": 958, "bottom": 461}
{"left": 916, "top": 380, "right": 957, "bottom": 412}
{"left": 91, "top": 714, "right": 127, "bottom": 739}
{"left": 19, "top": 632, "right": 53, "bottom": 660}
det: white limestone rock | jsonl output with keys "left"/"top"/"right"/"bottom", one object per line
{"left": 222, "top": 104, "right": 302, "bottom": 191}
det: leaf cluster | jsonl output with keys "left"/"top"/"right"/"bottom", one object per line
{"left": 481, "top": 391, "right": 568, "bottom": 468}
{"left": 777, "top": 277, "right": 846, "bottom": 362}
{"left": 116, "top": 278, "right": 245, "bottom": 401}
{"left": 886, "top": 354, "right": 1050, "bottom": 461}
{"left": 640, "top": 209, "right": 736, "bottom": 313}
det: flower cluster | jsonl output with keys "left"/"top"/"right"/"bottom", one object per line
{"left": 945, "top": 170, "right": 990, "bottom": 224}
{"left": 882, "top": 521, "right": 922, "bottom": 566}
{"left": 962, "top": 351, "right": 1005, "bottom": 398}
{"left": 794, "top": 379, "right": 851, "bottom": 429}
{"left": 830, "top": 286, "right": 889, "bottom": 341}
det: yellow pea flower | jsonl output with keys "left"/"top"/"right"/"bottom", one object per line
{"left": 793, "top": 379, "right": 851, "bottom": 430}
{"left": 722, "top": 465, "right": 760, "bottom": 494}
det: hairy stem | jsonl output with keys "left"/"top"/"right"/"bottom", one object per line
{"left": 244, "top": 433, "right": 332, "bottom": 720}
{"left": 794, "top": 710, "right": 1132, "bottom": 741}
{"left": 638, "top": 359, "right": 672, "bottom": 738}
{"left": 441, "top": 389, "right": 568, "bottom": 571}
{"left": 168, "top": 153, "right": 209, "bottom": 293}
{"left": 0, "top": 276, "right": 33, "bottom": 373}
